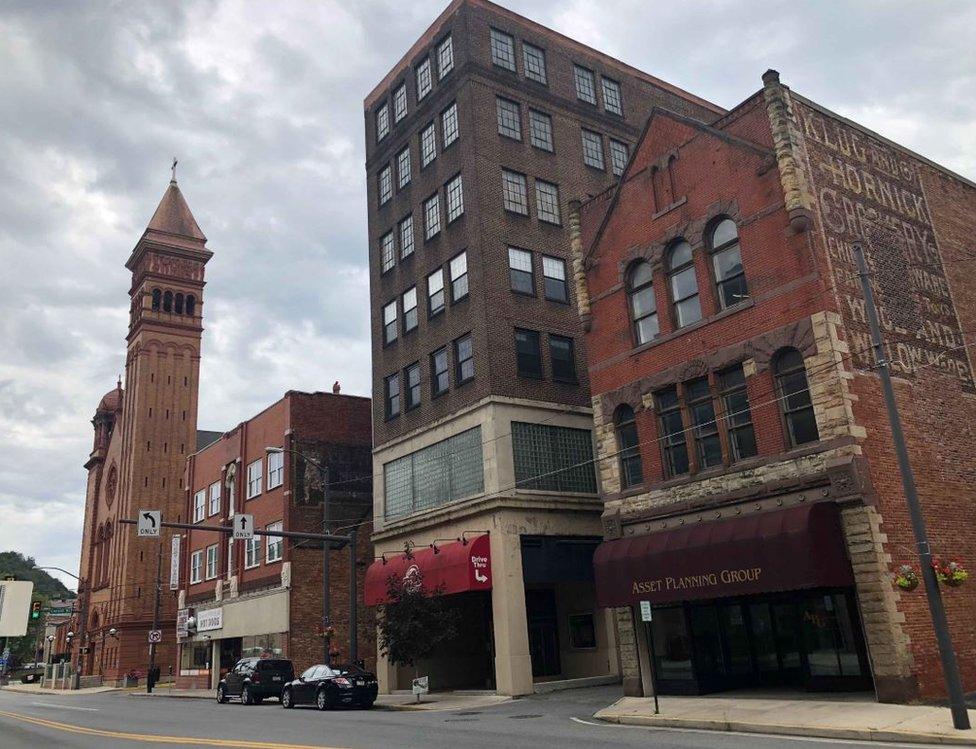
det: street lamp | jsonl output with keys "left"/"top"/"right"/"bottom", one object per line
{"left": 266, "top": 446, "right": 332, "bottom": 665}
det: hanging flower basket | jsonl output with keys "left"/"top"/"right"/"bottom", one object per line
{"left": 933, "top": 559, "right": 969, "bottom": 588}
{"left": 320, "top": 625, "right": 336, "bottom": 641}
{"left": 895, "top": 565, "right": 919, "bottom": 591}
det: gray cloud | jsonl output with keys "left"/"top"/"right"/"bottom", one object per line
{"left": 1, "top": 0, "right": 973, "bottom": 589}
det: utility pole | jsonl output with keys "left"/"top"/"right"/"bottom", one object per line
{"left": 72, "top": 578, "right": 88, "bottom": 689}
{"left": 320, "top": 463, "right": 331, "bottom": 666}
{"left": 147, "top": 535, "right": 163, "bottom": 694}
{"left": 854, "top": 240, "right": 971, "bottom": 731}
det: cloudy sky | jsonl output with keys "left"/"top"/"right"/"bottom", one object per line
{"left": 1, "top": 0, "right": 974, "bottom": 590}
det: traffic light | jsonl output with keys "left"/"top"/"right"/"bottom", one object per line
{"left": 30, "top": 600, "right": 42, "bottom": 620}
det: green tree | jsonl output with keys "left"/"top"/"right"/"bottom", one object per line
{"left": 0, "top": 551, "right": 74, "bottom": 669}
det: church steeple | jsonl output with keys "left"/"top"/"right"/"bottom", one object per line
{"left": 145, "top": 176, "right": 206, "bottom": 242}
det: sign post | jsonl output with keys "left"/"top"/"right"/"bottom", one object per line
{"left": 412, "top": 675, "right": 429, "bottom": 703}
{"left": 639, "top": 601, "right": 659, "bottom": 715}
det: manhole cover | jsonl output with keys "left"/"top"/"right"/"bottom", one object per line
{"left": 508, "top": 714, "right": 543, "bottom": 719}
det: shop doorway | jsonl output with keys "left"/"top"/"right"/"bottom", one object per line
{"left": 219, "top": 638, "right": 241, "bottom": 680}
{"left": 526, "top": 589, "right": 560, "bottom": 678}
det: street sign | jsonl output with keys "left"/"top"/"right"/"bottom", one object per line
{"left": 137, "top": 510, "right": 161, "bottom": 538}
{"left": 148, "top": 629, "right": 162, "bottom": 644}
{"left": 639, "top": 600, "right": 653, "bottom": 622}
{"left": 176, "top": 608, "right": 189, "bottom": 640}
{"left": 169, "top": 535, "right": 181, "bottom": 591}
{"left": 232, "top": 514, "right": 254, "bottom": 540}
{"left": 412, "top": 676, "right": 429, "bottom": 696}
{"left": 47, "top": 607, "right": 74, "bottom": 616}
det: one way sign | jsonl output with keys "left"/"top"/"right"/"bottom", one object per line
{"left": 138, "top": 510, "right": 161, "bottom": 538}
{"left": 232, "top": 514, "right": 254, "bottom": 540}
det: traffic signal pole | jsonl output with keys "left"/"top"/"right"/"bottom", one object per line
{"left": 147, "top": 536, "right": 163, "bottom": 694}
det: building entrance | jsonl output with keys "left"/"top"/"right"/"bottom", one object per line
{"left": 646, "top": 588, "right": 872, "bottom": 695}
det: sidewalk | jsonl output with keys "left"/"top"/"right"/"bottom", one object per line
{"left": 596, "top": 694, "right": 976, "bottom": 746}
{"left": 0, "top": 682, "right": 120, "bottom": 696}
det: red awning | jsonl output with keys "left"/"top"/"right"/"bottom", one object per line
{"left": 594, "top": 502, "right": 853, "bottom": 607}
{"left": 365, "top": 534, "right": 492, "bottom": 606}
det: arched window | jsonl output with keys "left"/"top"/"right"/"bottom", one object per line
{"left": 627, "top": 261, "right": 658, "bottom": 345}
{"left": 151, "top": 288, "right": 161, "bottom": 311}
{"left": 710, "top": 218, "right": 748, "bottom": 309}
{"left": 174, "top": 293, "right": 184, "bottom": 315}
{"left": 667, "top": 240, "right": 700, "bottom": 327}
{"left": 185, "top": 295, "right": 196, "bottom": 317}
{"left": 614, "top": 405, "right": 643, "bottom": 488}
{"left": 163, "top": 291, "right": 173, "bottom": 313}
{"left": 774, "top": 348, "right": 819, "bottom": 447}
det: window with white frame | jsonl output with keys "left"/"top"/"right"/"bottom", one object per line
{"left": 437, "top": 36, "right": 454, "bottom": 78}
{"left": 496, "top": 97, "right": 521, "bottom": 140}
{"left": 380, "top": 231, "right": 395, "bottom": 273}
{"left": 205, "top": 544, "right": 219, "bottom": 580}
{"left": 581, "top": 129, "right": 605, "bottom": 170}
{"left": 502, "top": 170, "right": 528, "bottom": 214}
{"left": 574, "top": 64, "right": 596, "bottom": 104}
{"left": 528, "top": 110, "right": 553, "bottom": 152}
{"left": 190, "top": 550, "right": 204, "bottom": 584}
{"left": 445, "top": 174, "right": 464, "bottom": 222}
{"left": 208, "top": 481, "right": 221, "bottom": 517}
{"left": 490, "top": 28, "right": 516, "bottom": 70}
{"left": 383, "top": 300, "right": 398, "bottom": 344}
{"left": 441, "top": 102, "right": 458, "bottom": 147}
{"left": 420, "top": 123, "right": 436, "bottom": 167}
{"left": 450, "top": 251, "right": 468, "bottom": 301}
{"left": 416, "top": 58, "right": 432, "bottom": 100}
{"left": 266, "top": 521, "right": 283, "bottom": 563}
{"left": 508, "top": 247, "right": 534, "bottom": 294}
{"left": 378, "top": 165, "right": 392, "bottom": 205}
{"left": 609, "top": 139, "right": 629, "bottom": 177}
{"left": 246, "top": 458, "right": 262, "bottom": 499}
{"left": 393, "top": 83, "right": 407, "bottom": 122}
{"left": 424, "top": 193, "right": 441, "bottom": 239}
{"left": 193, "top": 489, "right": 206, "bottom": 522}
{"left": 602, "top": 77, "right": 623, "bottom": 115}
{"left": 267, "top": 449, "right": 284, "bottom": 489}
{"left": 403, "top": 286, "right": 418, "bottom": 333}
{"left": 542, "top": 256, "right": 568, "bottom": 302}
{"left": 427, "top": 268, "right": 445, "bottom": 316}
{"left": 376, "top": 103, "right": 389, "bottom": 142}
{"left": 523, "top": 43, "right": 547, "bottom": 84}
{"left": 244, "top": 536, "right": 261, "bottom": 569}
{"left": 396, "top": 147, "right": 411, "bottom": 189}
{"left": 399, "top": 215, "right": 414, "bottom": 258}
{"left": 535, "top": 180, "right": 561, "bottom": 224}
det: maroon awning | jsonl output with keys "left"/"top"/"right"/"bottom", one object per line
{"left": 594, "top": 502, "right": 853, "bottom": 607}
{"left": 365, "top": 534, "right": 492, "bottom": 606}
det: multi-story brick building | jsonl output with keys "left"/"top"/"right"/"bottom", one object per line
{"left": 175, "top": 390, "right": 374, "bottom": 689}
{"left": 75, "top": 175, "right": 214, "bottom": 685}
{"left": 362, "top": 0, "right": 723, "bottom": 695}
{"left": 580, "top": 69, "right": 976, "bottom": 703}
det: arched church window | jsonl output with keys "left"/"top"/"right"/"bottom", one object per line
{"left": 151, "top": 288, "right": 161, "bottom": 311}
{"left": 163, "top": 291, "right": 173, "bottom": 312}
{"left": 175, "top": 293, "right": 184, "bottom": 315}
{"left": 186, "top": 295, "right": 196, "bottom": 317}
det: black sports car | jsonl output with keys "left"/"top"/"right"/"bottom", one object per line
{"left": 281, "top": 664, "right": 378, "bottom": 710}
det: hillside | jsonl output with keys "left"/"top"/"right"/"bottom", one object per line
{"left": 0, "top": 551, "right": 73, "bottom": 597}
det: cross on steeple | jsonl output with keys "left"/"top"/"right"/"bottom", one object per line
{"left": 171, "top": 157, "right": 178, "bottom": 184}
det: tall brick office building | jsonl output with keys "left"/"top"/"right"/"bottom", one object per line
{"left": 580, "top": 70, "right": 976, "bottom": 703}
{"left": 363, "top": 0, "right": 722, "bottom": 695}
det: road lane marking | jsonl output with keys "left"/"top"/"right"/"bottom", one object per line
{"left": 0, "top": 710, "right": 349, "bottom": 748}
{"left": 31, "top": 701, "right": 100, "bottom": 711}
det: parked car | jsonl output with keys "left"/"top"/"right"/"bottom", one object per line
{"left": 217, "top": 657, "right": 294, "bottom": 705}
{"left": 281, "top": 664, "right": 378, "bottom": 710}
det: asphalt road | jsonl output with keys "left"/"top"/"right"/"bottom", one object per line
{"left": 0, "top": 685, "right": 942, "bottom": 749}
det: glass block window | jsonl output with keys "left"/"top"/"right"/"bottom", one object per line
{"left": 384, "top": 373, "right": 400, "bottom": 419}
{"left": 515, "top": 328, "right": 542, "bottom": 378}
{"left": 442, "top": 102, "right": 459, "bottom": 147}
{"left": 512, "top": 422, "right": 597, "bottom": 493}
{"left": 376, "top": 104, "right": 390, "bottom": 142}
{"left": 380, "top": 231, "right": 395, "bottom": 273}
{"left": 581, "top": 129, "right": 605, "bottom": 170}
{"left": 609, "top": 139, "right": 629, "bottom": 177}
{"left": 542, "top": 255, "right": 567, "bottom": 302}
{"left": 602, "top": 76, "right": 623, "bottom": 115}
{"left": 523, "top": 43, "right": 547, "bottom": 84}
{"left": 396, "top": 147, "right": 411, "bottom": 189}
{"left": 393, "top": 83, "right": 408, "bottom": 122}
{"left": 549, "top": 334, "right": 576, "bottom": 382}
{"left": 427, "top": 268, "right": 445, "bottom": 315}
{"left": 378, "top": 165, "right": 392, "bottom": 205}
{"left": 399, "top": 215, "right": 414, "bottom": 259}
{"left": 508, "top": 247, "right": 534, "bottom": 294}
{"left": 528, "top": 110, "right": 553, "bottom": 152}
{"left": 450, "top": 251, "right": 468, "bottom": 301}
{"left": 383, "top": 300, "right": 398, "bottom": 344}
{"left": 384, "top": 427, "right": 485, "bottom": 519}
{"left": 446, "top": 174, "right": 464, "bottom": 222}
{"left": 431, "top": 346, "right": 449, "bottom": 396}
{"left": 455, "top": 334, "right": 473, "bottom": 383}
{"left": 437, "top": 36, "right": 454, "bottom": 79}
{"left": 405, "top": 362, "right": 421, "bottom": 410}
{"left": 535, "top": 179, "right": 561, "bottom": 224}
{"left": 402, "top": 286, "right": 418, "bottom": 333}
{"left": 502, "top": 170, "right": 528, "bottom": 214}
{"left": 496, "top": 97, "right": 521, "bottom": 140}
{"left": 424, "top": 193, "right": 441, "bottom": 239}
{"left": 416, "top": 58, "right": 432, "bottom": 101}
{"left": 574, "top": 64, "right": 596, "bottom": 104}
{"left": 420, "top": 123, "right": 437, "bottom": 167}
{"left": 490, "top": 28, "right": 516, "bottom": 70}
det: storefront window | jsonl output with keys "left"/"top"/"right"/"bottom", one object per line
{"left": 568, "top": 613, "right": 597, "bottom": 649}
{"left": 241, "top": 633, "right": 285, "bottom": 659}
{"left": 803, "top": 594, "right": 863, "bottom": 677}
{"left": 180, "top": 642, "right": 210, "bottom": 670}
{"left": 689, "top": 605, "right": 725, "bottom": 676}
{"left": 651, "top": 606, "right": 693, "bottom": 681}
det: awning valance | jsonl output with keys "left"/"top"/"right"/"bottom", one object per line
{"left": 365, "top": 534, "right": 492, "bottom": 606}
{"left": 593, "top": 502, "right": 853, "bottom": 607}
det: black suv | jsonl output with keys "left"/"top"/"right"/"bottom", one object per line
{"left": 281, "top": 664, "right": 378, "bottom": 710}
{"left": 217, "top": 658, "right": 295, "bottom": 705}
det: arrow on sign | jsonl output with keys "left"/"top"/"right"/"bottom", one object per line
{"left": 142, "top": 512, "right": 157, "bottom": 529}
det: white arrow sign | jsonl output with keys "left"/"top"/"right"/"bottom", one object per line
{"left": 138, "top": 510, "right": 161, "bottom": 538}
{"left": 233, "top": 514, "right": 254, "bottom": 540}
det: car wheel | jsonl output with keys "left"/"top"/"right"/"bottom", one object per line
{"left": 281, "top": 688, "right": 293, "bottom": 709}
{"left": 316, "top": 688, "right": 331, "bottom": 711}
{"left": 242, "top": 685, "right": 254, "bottom": 705}
{"left": 216, "top": 685, "right": 227, "bottom": 704}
